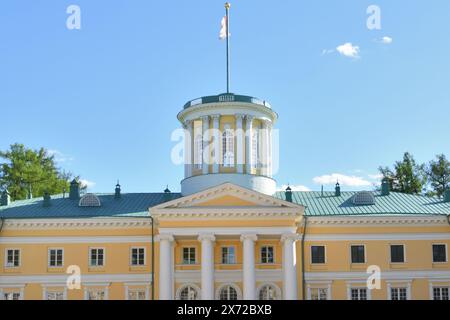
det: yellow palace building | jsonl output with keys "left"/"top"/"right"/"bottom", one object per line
{"left": 0, "top": 92, "right": 450, "bottom": 301}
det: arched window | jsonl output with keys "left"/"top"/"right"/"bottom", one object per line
{"left": 218, "top": 285, "right": 238, "bottom": 300}
{"left": 222, "top": 124, "right": 234, "bottom": 167}
{"left": 177, "top": 285, "right": 199, "bottom": 300}
{"left": 78, "top": 193, "right": 101, "bottom": 207}
{"left": 258, "top": 284, "right": 280, "bottom": 300}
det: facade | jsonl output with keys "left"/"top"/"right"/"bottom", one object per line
{"left": 0, "top": 93, "right": 450, "bottom": 300}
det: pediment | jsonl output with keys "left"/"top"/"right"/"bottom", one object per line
{"left": 152, "top": 183, "right": 303, "bottom": 210}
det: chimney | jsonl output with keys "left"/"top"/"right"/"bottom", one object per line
{"left": 1, "top": 189, "right": 11, "bottom": 206}
{"left": 444, "top": 189, "right": 450, "bottom": 203}
{"left": 163, "top": 185, "right": 171, "bottom": 201}
{"left": 381, "top": 178, "right": 390, "bottom": 196}
{"left": 335, "top": 182, "right": 341, "bottom": 197}
{"left": 115, "top": 181, "right": 121, "bottom": 199}
{"left": 69, "top": 179, "right": 80, "bottom": 200}
{"left": 43, "top": 191, "right": 51, "bottom": 207}
{"left": 285, "top": 185, "right": 292, "bottom": 202}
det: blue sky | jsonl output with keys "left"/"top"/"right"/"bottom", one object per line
{"left": 1, "top": 1, "right": 449, "bottom": 193}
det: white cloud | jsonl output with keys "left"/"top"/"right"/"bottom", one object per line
{"left": 336, "top": 43, "right": 360, "bottom": 58}
{"left": 368, "top": 174, "right": 383, "bottom": 180}
{"left": 48, "top": 149, "right": 74, "bottom": 163}
{"left": 381, "top": 36, "right": 393, "bottom": 44}
{"left": 79, "top": 179, "right": 96, "bottom": 189}
{"left": 313, "top": 173, "right": 371, "bottom": 187}
{"left": 321, "top": 49, "right": 334, "bottom": 56}
{"left": 278, "top": 184, "right": 311, "bottom": 192}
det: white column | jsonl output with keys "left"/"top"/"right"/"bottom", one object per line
{"left": 42, "top": 286, "right": 47, "bottom": 300}
{"left": 281, "top": 233, "right": 299, "bottom": 300}
{"left": 201, "top": 116, "right": 210, "bottom": 175}
{"left": 235, "top": 114, "right": 244, "bottom": 173}
{"left": 104, "top": 287, "right": 109, "bottom": 300}
{"left": 198, "top": 233, "right": 216, "bottom": 300}
{"left": 124, "top": 286, "right": 129, "bottom": 300}
{"left": 211, "top": 115, "right": 220, "bottom": 173}
{"left": 261, "top": 120, "right": 270, "bottom": 176}
{"left": 267, "top": 121, "right": 273, "bottom": 177}
{"left": 158, "top": 234, "right": 174, "bottom": 300}
{"left": 184, "top": 120, "right": 193, "bottom": 178}
{"left": 245, "top": 115, "right": 254, "bottom": 174}
{"left": 241, "top": 233, "right": 257, "bottom": 300}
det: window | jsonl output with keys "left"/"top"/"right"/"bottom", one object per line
{"left": 89, "top": 248, "right": 105, "bottom": 267}
{"left": 219, "top": 285, "right": 238, "bottom": 300}
{"left": 432, "top": 244, "right": 447, "bottom": 263}
{"left": 182, "top": 247, "right": 196, "bottom": 265}
{"left": 311, "top": 246, "right": 326, "bottom": 264}
{"left": 391, "top": 287, "right": 407, "bottom": 300}
{"left": 87, "top": 290, "right": 106, "bottom": 300}
{"left": 5, "top": 249, "right": 20, "bottom": 267}
{"left": 433, "top": 287, "right": 449, "bottom": 300}
{"left": 179, "top": 286, "right": 199, "bottom": 300}
{"left": 222, "top": 124, "right": 234, "bottom": 167}
{"left": 128, "top": 289, "right": 146, "bottom": 300}
{"left": 221, "top": 247, "right": 236, "bottom": 264}
{"left": 4, "top": 292, "right": 21, "bottom": 300}
{"left": 390, "top": 245, "right": 405, "bottom": 263}
{"left": 48, "top": 249, "right": 64, "bottom": 267}
{"left": 251, "top": 128, "right": 259, "bottom": 169}
{"left": 310, "top": 288, "right": 328, "bottom": 300}
{"left": 131, "top": 247, "right": 145, "bottom": 266}
{"left": 258, "top": 285, "right": 278, "bottom": 300}
{"left": 351, "top": 245, "right": 365, "bottom": 263}
{"left": 260, "top": 246, "right": 274, "bottom": 264}
{"left": 46, "top": 291, "right": 64, "bottom": 300}
{"left": 351, "top": 288, "right": 367, "bottom": 300}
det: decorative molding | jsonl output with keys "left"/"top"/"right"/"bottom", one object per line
{"left": 305, "top": 270, "right": 450, "bottom": 281}
{"left": 306, "top": 215, "right": 448, "bottom": 227}
{"left": 304, "top": 233, "right": 450, "bottom": 241}
{"left": 198, "top": 233, "right": 216, "bottom": 242}
{"left": 240, "top": 233, "right": 258, "bottom": 242}
{"left": 156, "top": 234, "right": 174, "bottom": 242}
{"left": 159, "top": 226, "right": 296, "bottom": 237}
{"left": 174, "top": 269, "right": 282, "bottom": 283}
{"left": 2, "top": 218, "right": 152, "bottom": 230}
{"left": 0, "top": 235, "right": 153, "bottom": 244}
{"left": 0, "top": 273, "right": 152, "bottom": 285}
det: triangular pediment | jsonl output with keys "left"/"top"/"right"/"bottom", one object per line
{"left": 152, "top": 183, "right": 302, "bottom": 209}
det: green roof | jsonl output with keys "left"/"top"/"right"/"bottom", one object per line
{"left": 273, "top": 191, "right": 450, "bottom": 216}
{"left": 0, "top": 193, "right": 182, "bottom": 219}
{"left": 0, "top": 190, "right": 448, "bottom": 219}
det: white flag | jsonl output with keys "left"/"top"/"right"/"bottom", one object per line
{"left": 219, "top": 16, "right": 228, "bottom": 40}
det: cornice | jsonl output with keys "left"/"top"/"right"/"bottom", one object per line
{"left": 306, "top": 215, "right": 448, "bottom": 227}
{"left": 1, "top": 218, "right": 152, "bottom": 230}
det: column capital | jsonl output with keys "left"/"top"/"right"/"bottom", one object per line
{"left": 201, "top": 115, "right": 210, "bottom": 122}
{"left": 240, "top": 233, "right": 258, "bottom": 242}
{"left": 245, "top": 115, "right": 254, "bottom": 122}
{"left": 198, "top": 233, "right": 216, "bottom": 242}
{"left": 211, "top": 114, "right": 221, "bottom": 121}
{"left": 183, "top": 119, "right": 193, "bottom": 129}
{"left": 261, "top": 119, "right": 272, "bottom": 128}
{"left": 235, "top": 113, "right": 245, "bottom": 120}
{"left": 281, "top": 233, "right": 300, "bottom": 243}
{"left": 157, "top": 234, "right": 175, "bottom": 242}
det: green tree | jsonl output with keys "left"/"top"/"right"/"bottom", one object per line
{"left": 0, "top": 143, "right": 83, "bottom": 201}
{"left": 426, "top": 154, "right": 450, "bottom": 198}
{"left": 378, "top": 152, "right": 427, "bottom": 194}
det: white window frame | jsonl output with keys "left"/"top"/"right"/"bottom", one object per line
{"left": 257, "top": 283, "right": 281, "bottom": 300}
{"left": 432, "top": 243, "right": 448, "bottom": 263}
{"left": 346, "top": 283, "right": 371, "bottom": 300}
{"left": 1, "top": 285, "right": 25, "bottom": 300}
{"left": 429, "top": 281, "right": 450, "bottom": 300}
{"left": 182, "top": 247, "right": 197, "bottom": 265}
{"left": 130, "top": 247, "right": 146, "bottom": 266}
{"left": 310, "top": 245, "right": 327, "bottom": 264}
{"left": 4, "top": 248, "right": 21, "bottom": 268}
{"left": 89, "top": 247, "right": 105, "bottom": 267}
{"left": 83, "top": 284, "right": 109, "bottom": 300}
{"left": 307, "top": 282, "right": 332, "bottom": 300}
{"left": 350, "top": 244, "right": 366, "bottom": 264}
{"left": 389, "top": 244, "right": 406, "bottom": 264}
{"left": 221, "top": 246, "right": 236, "bottom": 265}
{"left": 386, "top": 281, "right": 411, "bottom": 300}
{"left": 260, "top": 245, "right": 275, "bottom": 264}
{"left": 176, "top": 284, "right": 201, "bottom": 300}
{"left": 124, "top": 283, "right": 150, "bottom": 300}
{"left": 48, "top": 248, "right": 64, "bottom": 268}
{"left": 215, "top": 283, "right": 242, "bottom": 300}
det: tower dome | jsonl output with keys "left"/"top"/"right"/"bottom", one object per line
{"left": 178, "top": 92, "right": 278, "bottom": 196}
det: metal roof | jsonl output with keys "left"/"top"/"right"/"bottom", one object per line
{"left": 273, "top": 191, "right": 450, "bottom": 216}
{"left": 183, "top": 93, "right": 272, "bottom": 110}
{"left": 0, "top": 193, "right": 182, "bottom": 219}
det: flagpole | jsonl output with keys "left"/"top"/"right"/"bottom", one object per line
{"left": 225, "top": 2, "right": 230, "bottom": 93}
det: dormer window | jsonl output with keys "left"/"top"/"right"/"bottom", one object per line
{"left": 79, "top": 193, "right": 101, "bottom": 207}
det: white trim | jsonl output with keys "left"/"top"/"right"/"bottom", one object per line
{"left": 0, "top": 235, "right": 153, "bottom": 244}
{"left": 0, "top": 273, "right": 152, "bottom": 285}
{"left": 386, "top": 280, "right": 412, "bottom": 300}
{"left": 174, "top": 269, "right": 282, "bottom": 283}
{"left": 389, "top": 243, "right": 406, "bottom": 264}
{"left": 2, "top": 218, "right": 152, "bottom": 230}
{"left": 159, "top": 226, "right": 296, "bottom": 236}
{"left": 306, "top": 282, "right": 332, "bottom": 300}
{"left": 175, "top": 283, "right": 201, "bottom": 300}
{"left": 89, "top": 247, "right": 106, "bottom": 267}
{"left": 259, "top": 245, "right": 275, "bottom": 264}
{"left": 310, "top": 245, "right": 327, "bottom": 265}
{"left": 350, "top": 244, "right": 366, "bottom": 264}
{"left": 256, "top": 282, "right": 282, "bottom": 300}
{"left": 305, "top": 233, "right": 450, "bottom": 241}
{"left": 307, "top": 215, "right": 448, "bottom": 227}
{"left": 306, "top": 270, "right": 450, "bottom": 281}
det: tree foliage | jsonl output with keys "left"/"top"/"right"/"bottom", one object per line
{"left": 378, "top": 152, "right": 427, "bottom": 194}
{"left": 0, "top": 143, "right": 83, "bottom": 201}
{"left": 426, "top": 154, "right": 450, "bottom": 198}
